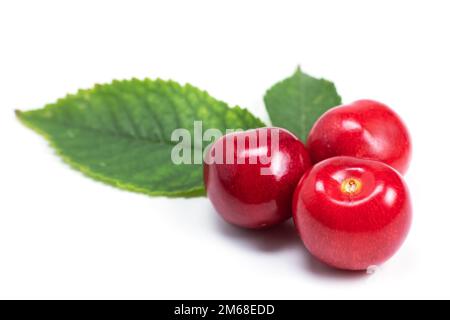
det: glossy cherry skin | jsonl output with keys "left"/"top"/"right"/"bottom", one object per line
{"left": 307, "top": 100, "right": 412, "bottom": 174}
{"left": 204, "top": 127, "right": 311, "bottom": 229}
{"left": 293, "top": 156, "right": 412, "bottom": 271}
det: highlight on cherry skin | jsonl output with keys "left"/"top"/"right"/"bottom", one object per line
{"left": 292, "top": 156, "right": 412, "bottom": 271}
{"left": 307, "top": 99, "right": 412, "bottom": 174}
{"left": 204, "top": 127, "right": 311, "bottom": 229}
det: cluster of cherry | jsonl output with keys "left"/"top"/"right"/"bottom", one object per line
{"left": 204, "top": 100, "right": 412, "bottom": 271}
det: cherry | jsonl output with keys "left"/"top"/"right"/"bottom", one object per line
{"left": 307, "top": 100, "right": 412, "bottom": 174}
{"left": 204, "top": 127, "right": 311, "bottom": 229}
{"left": 292, "top": 156, "right": 412, "bottom": 271}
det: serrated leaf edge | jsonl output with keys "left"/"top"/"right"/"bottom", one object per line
{"left": 16, "top": 109, "right": 206, "bottom": 198}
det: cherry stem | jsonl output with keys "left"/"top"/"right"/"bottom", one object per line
{"left": 341, "top": 178, "right": 362, "bottom": 195}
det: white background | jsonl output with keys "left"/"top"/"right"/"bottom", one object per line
{"left": 1, "top": 0, "right": 449, "bottom": 299}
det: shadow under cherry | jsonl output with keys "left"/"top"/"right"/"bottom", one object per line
{"left": 211, "top": 209, "right": 371, "bottom": 281}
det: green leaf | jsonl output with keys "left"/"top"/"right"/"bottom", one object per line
{"left": 264, "top": 67, "right": 342, "bottom": 142}
{"left": 16, "top": 79, "right": 265, "bottom": 197}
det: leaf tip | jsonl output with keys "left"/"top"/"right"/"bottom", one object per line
{"left": 14, "top": 109, "right": 23, "bottom": 118}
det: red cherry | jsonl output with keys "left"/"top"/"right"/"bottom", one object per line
{"left": 307, "top": 100, "right": 412, "bottom": 174}
{"left": 293, "top": 156, "right": 412, "bottom": 271}
{"left": 204, "top": 128, "right": 311, "bottom": 229}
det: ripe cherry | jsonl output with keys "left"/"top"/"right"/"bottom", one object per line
{"left": 307, "top": 100, "right": 412, "bottom": 174}
{"left": 204, "top": 128, "right": 311, "bottom": 229}
{"left": 292, "top": 156, "right": 412, "bottom": 271}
